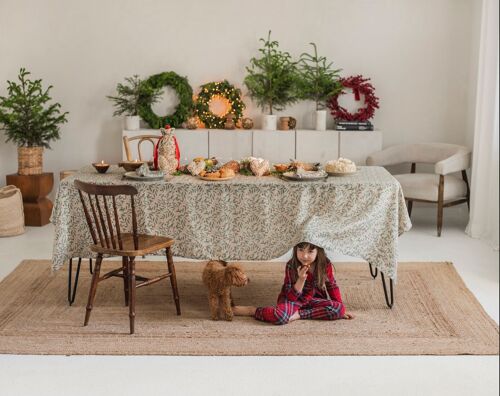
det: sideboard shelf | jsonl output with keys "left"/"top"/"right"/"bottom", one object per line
{"left": 122, "top": 129, "right": 382, "bottom": 165}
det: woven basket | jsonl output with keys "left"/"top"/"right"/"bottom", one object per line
{"left": 18, "top": 146, "right": 43, "bottom": 175}
{"left": 0, "top": 185, "right": 25, "bottom": 237}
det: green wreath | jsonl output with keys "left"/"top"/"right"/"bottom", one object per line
{"left": 138, "top": 71, "right": 193, "bottom": 128}
{"left": 195, "top": 80, "right": 245, "bottom": 128}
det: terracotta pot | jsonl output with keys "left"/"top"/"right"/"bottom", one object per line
{"left": 18, "top": 146, "right": 43, "bottom": 175}
{"left": 279, "top": 117, "right": 290, "bottom": 130}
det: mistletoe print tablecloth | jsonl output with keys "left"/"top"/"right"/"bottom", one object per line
{"left": 51, "top": 166, "right": 411, "bottom": 279}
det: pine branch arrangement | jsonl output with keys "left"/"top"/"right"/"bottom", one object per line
{"left": 107, "top": 75, "right": 163, "bottom": 117}
{"left": 0, "top": 68, "right": 68, "bottom": 148}
{"left": 297, "top": 43, "right": 342, "bottom": 111}
{"left": 244, "top": 31, "right": 299, "bottom": 115}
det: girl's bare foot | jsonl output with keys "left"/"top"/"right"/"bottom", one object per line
{"left": 343, "top": 312, "right": 355, "bottom": 320}
{"left": 289, "top": 311, "right": 301, "bottom": 322}
{"left": 232, "top": 306, "right": 257, "bottom": 316}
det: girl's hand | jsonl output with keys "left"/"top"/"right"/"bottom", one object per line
{"left": 297, "top": 265, "right": 309, "bottom": 281}
{"left": 343, "top": 312, "right": 355, "bottom": 320}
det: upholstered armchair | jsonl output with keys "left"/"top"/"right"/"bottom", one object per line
{"left": 366, "top": 143, "right": 471, "bottom": 236}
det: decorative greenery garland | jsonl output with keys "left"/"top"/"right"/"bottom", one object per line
{"left": 327, "top": 75, "right": 379, "bottom": 122}
{"left": 195, "top": 80, "right": 245, "bottom": 128}
{"left": 138, "top": 71, "right": 193, "bottom": 128}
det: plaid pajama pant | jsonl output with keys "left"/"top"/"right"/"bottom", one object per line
{"left": 254, "top": 297, "right": 345, "bottom": 325}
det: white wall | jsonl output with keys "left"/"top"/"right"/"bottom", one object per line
{"left": 0, "top": 0, "right": 483, "bottom": 187}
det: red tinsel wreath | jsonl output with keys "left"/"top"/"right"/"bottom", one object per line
{"left": 327, "top": 75, "right": 380, "bottom": 122}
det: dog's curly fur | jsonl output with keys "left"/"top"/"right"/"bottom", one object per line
{"left": 202, "top": 260, "right": 249, "bottom": 321}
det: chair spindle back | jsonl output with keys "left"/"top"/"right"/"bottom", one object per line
{"left": 123, "top": 135, "right": 161, "bottom": 162}
{"left": 74, "top": 180, "right": 139, "bottom": 250}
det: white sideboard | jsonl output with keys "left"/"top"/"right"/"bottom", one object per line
{"left": 122, "top": 129, "right": 382, "bottom": 166}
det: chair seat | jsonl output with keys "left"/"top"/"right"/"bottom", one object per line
{"left": 90, "top": 233, "right": 174, "bottom": 256}
{"left": 395, "top": 173, "right": 467, "bottom": 202}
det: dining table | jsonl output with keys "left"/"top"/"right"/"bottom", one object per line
{"left": 51, "top": 165, "right": 411, "bottom": 306}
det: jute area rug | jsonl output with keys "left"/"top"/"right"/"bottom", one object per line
{"left": 0, "top": 260, "right": 497, "bottom": 356}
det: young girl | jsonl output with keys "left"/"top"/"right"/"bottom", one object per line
{"left": 233, "top": 242, "right": 354, "bottom": 325}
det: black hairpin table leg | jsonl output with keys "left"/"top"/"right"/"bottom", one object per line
{"left": 68, "top": 258, "right": 82, "bottom": 306}
{"left": 68, "top": 258, "right": 93, "bottom": 306}
{"left": 368, "top": 263, "right": 394, "bottom": 308}
{"left": 381, "top": 272, "right": 394, "bottom": 308}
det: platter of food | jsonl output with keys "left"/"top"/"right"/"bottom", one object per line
{"left": 281, "top": 169, "right": 328, "bottom": 181}
{"left": 199, "top": 175, "right": 235, "bottom": 181}
{"left": 324, "top": 158, "right": 358, "bottom": 176}
{"left": 124, "top": 171, "right": 165, "bottom": 181}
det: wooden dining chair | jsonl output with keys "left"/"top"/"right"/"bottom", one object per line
{"left": 122, "top": 134, "right": 161, "bottom": 161}
{"left": 74, "top": 180, "right": 181, "bottom": 334}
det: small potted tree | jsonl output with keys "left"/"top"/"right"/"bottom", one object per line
{"left": 107, "top": 75, "right": 162, "bottom": 130}
{"left": 297, "top": 43, "right": 342, "bottom": 131}
{"left": 0, "top": 68, "right": 68, "bottom": 175}
{"left": 244, "top": 31, "right": 299, "bottom": 130}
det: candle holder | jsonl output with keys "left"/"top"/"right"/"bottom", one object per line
{"left": 92, "top": 162, "right": 110, "bottom": 174}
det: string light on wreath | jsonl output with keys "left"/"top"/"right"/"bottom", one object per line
{"left": 195, "top": 80, "right": 245, "bottom": 129}
{"left": 327, "top": 75, "right": 380, "bottom": 122}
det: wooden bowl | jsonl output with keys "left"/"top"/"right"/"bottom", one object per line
{"left": 118, "top": 161, "right": 144, "bottom": 172}
{"left": 92, "top": 163, "right": 110, "bottom": 174}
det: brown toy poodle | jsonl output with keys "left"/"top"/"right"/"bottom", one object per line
{"left": 202, "top": 260, "right": 250, "bottom": 321}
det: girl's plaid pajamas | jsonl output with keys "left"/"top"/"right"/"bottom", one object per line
{"left": 255, "top": 260, "right": 345, "bottom": 325}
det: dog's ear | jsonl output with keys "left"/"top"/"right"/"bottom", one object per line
{"left": 225, "top": 265, "right": 248, "bottom": 286}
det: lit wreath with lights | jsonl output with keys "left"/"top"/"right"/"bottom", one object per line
{"left": 327, "top": 75, "right": 379, "bottom": 122}
{"left": 195, "top": 80, "right": 245, "bottom": 128}
{"left": 138, "top": 71, "right": 193, "bottom": 128}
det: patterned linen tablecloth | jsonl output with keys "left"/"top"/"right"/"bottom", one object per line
{"left": 51, "top": 166, "right": 411, "bottom": 279}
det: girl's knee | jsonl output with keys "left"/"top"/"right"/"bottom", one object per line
{"left": 325, "top": 302, "right": 345, "bottom": 318}
{"left": 273, "top": 308, "right": 290, "bottom": 325}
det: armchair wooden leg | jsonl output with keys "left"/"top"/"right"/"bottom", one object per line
{"left": 122, "top": 256, "right": 129, "bottom": 307}
{"left": 407, "top": 200, "right": 413, "bottom": 218}
{"left": 437, "top": 203, "right": 444, "bottom": 237}
{"left": 166, "top": 247, "right": 181, "bottom": 315}
{"left": 437, "top": 175, "right": 444, "bottom": 237}
{"left": 128, "top": 257, "right": 136, "bottom": 334}
{"left": 84, "top": 254, "right": 103, "bottom": 326}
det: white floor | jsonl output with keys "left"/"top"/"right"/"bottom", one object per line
{"left": 0, "top": 205, "right": 498, "bottom": 396}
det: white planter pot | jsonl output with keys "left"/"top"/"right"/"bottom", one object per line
{"left": 315, "top": 110, "right": 327, "bottom": 131}
{"left": 125, "top": 116, "right": 140, "bottom": 131}
{"left": 262, "top": 115, "right": 277, "bottom": 131}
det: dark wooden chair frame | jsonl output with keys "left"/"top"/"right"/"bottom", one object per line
{"left": 405, "top": 163, "right": 471, "bottom": 237}
{"left": 74, "top": 180, "right": 181, "bottom": 334}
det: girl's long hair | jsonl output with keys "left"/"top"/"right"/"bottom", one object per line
{"left": 291, "top": 242, "right": 329, "bottom": 289}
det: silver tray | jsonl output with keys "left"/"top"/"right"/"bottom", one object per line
{"left": 281, "top": 172, "right": 328, "bottom": 182}
{"left": 124, "top": 172, "right": 165, "bottom": 181}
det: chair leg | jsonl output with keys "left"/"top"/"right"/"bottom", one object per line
{"left": 122, "top": 256, "right": 129, "bottom": 307}
{"left": 166, "top": 247, "right": 181, "bottom": 315}
{"left": 407, "top": 200, "right": 413, "bottom": 218}
{"left": 84, "top": 254, "right": 103, "bottom": 326}
{"left": 437, "top": 175, "right": 444, "bottom": 237}
{"left": 437, "top": 202, "right": 444, "bottom": 237}
{"left": 128, "top": 257, "right": 136, "bottom": 334}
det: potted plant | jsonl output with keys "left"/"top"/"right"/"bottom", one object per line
{"left": 244, "top": 31, "right": 299, "bottom": 130}
{"left": 297, "top": 43, "right": 342, "bottom": 131}
{"left": 107, "top": 75, "right": 162, "bottom": 130}
{"left": 0, "top": 68, "right": 68, "bottom": 175}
